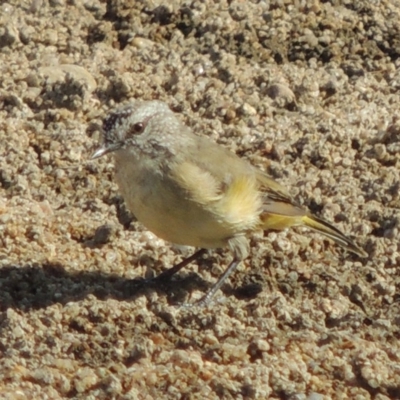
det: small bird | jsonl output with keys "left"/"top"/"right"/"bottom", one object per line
{"left": 92, "top": 100, "right": 367, "bottom": 305}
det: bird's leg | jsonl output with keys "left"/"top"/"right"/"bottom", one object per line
{"left": 192, "top": 257, "right": 241, "bottom": 307}
{"left": 153, "top": 248, "right": 207, "bottom": 281}
{"left": 151, "top": 249, "right": 241, "bottom": 308}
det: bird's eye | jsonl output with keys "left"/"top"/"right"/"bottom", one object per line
{"left": 131, "top": 122, "right": 144, "bottom": 134}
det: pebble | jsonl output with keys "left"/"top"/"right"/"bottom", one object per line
{"left": 0, "top": 1, "right": 398, "bottom": 399}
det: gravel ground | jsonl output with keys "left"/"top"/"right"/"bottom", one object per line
{"left": 1, "top": 0, "right": 400, "bottom": 399}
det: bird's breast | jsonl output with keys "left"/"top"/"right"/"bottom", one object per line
{"left": 114, "top": 153, "right": 262, "bottom": 249}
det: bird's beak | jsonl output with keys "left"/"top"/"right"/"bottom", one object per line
{"left": 91, "top": 142, "right": 123, "bottom": 159}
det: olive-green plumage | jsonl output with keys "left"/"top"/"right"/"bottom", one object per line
{"left": 93, "top": 100, "right": 366, "bottom": 304}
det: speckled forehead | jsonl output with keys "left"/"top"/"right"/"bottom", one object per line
{"left": 102, "top": 103, "right": 138, "bottom": 137}
{"left": 102, "top": 101, "right": 172, "bottom": 142}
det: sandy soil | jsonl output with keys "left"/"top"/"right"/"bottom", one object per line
{"left": 0, "top": 0, "right": 399, "bottom": 399}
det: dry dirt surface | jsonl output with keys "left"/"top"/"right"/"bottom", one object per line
{"left": 1, "top": 0, "right": 400, "bottom": 399}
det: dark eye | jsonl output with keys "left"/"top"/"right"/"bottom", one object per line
{"left": 131, "top": 122, "right": 144, "bottom": 134}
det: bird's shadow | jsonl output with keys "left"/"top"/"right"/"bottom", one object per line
{"left": 0, "top": 261, "right": 212, "bottom": 312}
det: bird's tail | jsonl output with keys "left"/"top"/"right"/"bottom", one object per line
{"left": 260, "top": 207, "right": 367, "bottom": 257}
{"left": 301, "top": 214, "right": 367, "bottom": 257}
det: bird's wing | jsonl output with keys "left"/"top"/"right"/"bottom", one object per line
{"left": 172, "top": 129, "right": 305, "bottom": 218}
